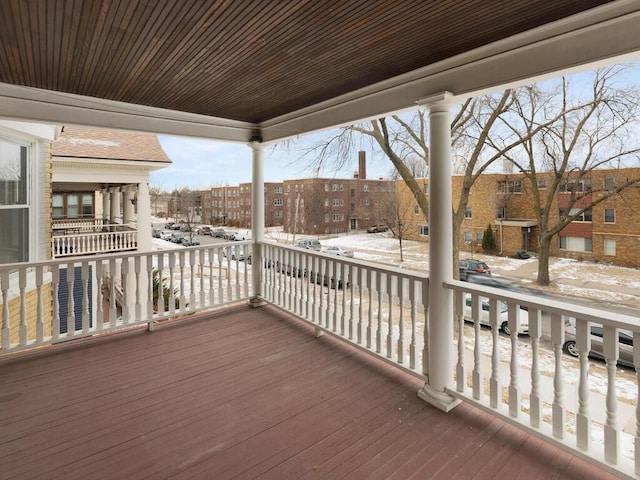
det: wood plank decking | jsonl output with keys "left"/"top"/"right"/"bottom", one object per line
{"left": 0, "top": 303, "right": 617, "bottom": 480}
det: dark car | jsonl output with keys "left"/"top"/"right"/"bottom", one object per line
{"left": 367, "top": 224, "right": 388, "bottom": 233}
{"left": 181, "top": 236, "right": 200, "bottom": 246}
{"left": 296, "top": 239, "right": 321, "bottom": 251}
{"left": 563, "top": 323, "right": 634, "bottom": 369}
{"left": 458, "top": 259, "right": 491, "bottom": 281}
{"left": 211, "top": 227, "right": 226, "bottom": 238}
{"left": 170, "top": 232, "right": 185, "bottom": 243}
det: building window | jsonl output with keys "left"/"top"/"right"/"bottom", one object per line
{"left": 464, "top": 231, "right": 472, "bottom": 243}
{"left": 0, "top": 139, "right": 29, "bottom": 264}
{"left": 274, "top": 198, "right": 282, "bottom": 206}
{"left": 414, "top": 205, "right": 419, "bottom": 215}
{"left": 324, "top": 184, "right": 329, "bottom": 192}
{"left": 419, "top": 225, "right": 429, "bottom": 236}
{"left": 324, "top": 214, "right": 329, "bottom": 223}
{"left": 604, "top": 208, "right": 615, "bottom": 223}
{"left": 332, "top": 213, "right": 340, "bottom": 222}
{"left": 496, "top": 207, "right": 506, "bottom": 219}
{"left": 363, "top": 198, "right": 370, "bottom": 206}
{"left": 569, "top": 208, "right": 592, "bottom": 222}
{"left": 560, "top": 179, "right": 591, "bottom": 193}
{"left": 497, "top": 180, "right": 522, "bottom": 193}
{"left": 604, "top": 239, "right": 616, "bottom": 256}
{"left": 324, "top": 199, "right": 329, "bottom": 207}
{"left": 424, "top": 183, "right": 429, "bottom": 194}
{"left": 475, "top": 232, "right": 483, "bottom": 244}
{"left": 363, "top": 184, "right": 369, "bottom": 192}
{"left": 559, "top": 236, "right": 593, "bottom": 252}
{"left": 464, "top": 207, "right": 472, "bottom": 218}
{"left": 537, "top": 179, "right": 547, "bottom": 189}
{"left": 274, "top": 186, "right": 282, "bottom": 194}
{"left": 604, "top": 177, "right": 615, "bottom": 192}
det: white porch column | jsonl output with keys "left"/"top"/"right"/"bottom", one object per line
{"left": 102, "top": 189, "right": 111, "bottom": 226}
{"left": 110, "top": 187, "right": 121, "bottom": 228}
{"left": 417, "top": 92, "right": 461, "bottom": 413}
{"left": 136, "top": 182, "right": 152, "bottom": 252}
{"left": 122, "top": 186, "right": 135, "bottom": 226}
{"left": 249, "top": 140, "right": 266, "bottom": 307}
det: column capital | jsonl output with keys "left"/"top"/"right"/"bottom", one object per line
{"left": 416, "top": 91, "right": 456, "bottom": 111}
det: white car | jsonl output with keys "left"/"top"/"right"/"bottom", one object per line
{"left": 463, "top": 294, "right": 529, "bottom": 335}
{"left": 232, "top": 230, "right": 251, "bottom": 241}
{"left": 160, "top": 230, "right": 173, "bottom": 241}
{"left": 323, "top": 245, "right": 354, "bottom": 258}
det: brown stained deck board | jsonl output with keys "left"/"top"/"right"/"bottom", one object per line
{"left": 0, "top": 303, "right": 619, "bottom": 480}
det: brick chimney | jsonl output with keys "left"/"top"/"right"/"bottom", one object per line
{"left": 358, "top": 151, "right": 367, "bottom": 180}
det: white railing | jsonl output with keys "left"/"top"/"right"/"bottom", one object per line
{"left": 51, "top": 230, "right": 138, "bottom": 257}
{"left": 445, "top": 280, "right": 640, "bottom": 479}
{"left": 260, "top": 242, "right": 429, "bottom": 379}
{"left": 52, "top": 217, "right": 106, "bottom": 231}
{"left": 0, "top": 241, "right": 252, "bottom": 355}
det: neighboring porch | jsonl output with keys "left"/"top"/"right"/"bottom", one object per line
{"left": 0, "top": 302, "right": 616, "bottom": 480}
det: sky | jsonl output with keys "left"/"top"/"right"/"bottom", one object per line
{"left": 153, "top": 132, "right": 392, "bottom": 190}
{"left": 152, "top": 61, "right": 640, "bottom": 191}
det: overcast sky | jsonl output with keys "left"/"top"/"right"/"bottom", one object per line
{"left": 152, "top": 133, "right": 391, "bottom": 190}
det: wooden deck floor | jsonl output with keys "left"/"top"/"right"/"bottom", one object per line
{"left": 0, "top": 303, "right": 618, "bottom": 480}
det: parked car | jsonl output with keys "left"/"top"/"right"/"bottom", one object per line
{"left": 323, "top": 245, "right": 354, "bottom": 258}
{"left": 463, "top": 294, "right": 529, "bottom": 335}
{"left": 196, "top": 225, "right": 213, "bottom": 235}
{"left": 211, "top": 227, "right": 226, "bottom": 238}
{"left": 152, "top": 228, "right": 162, "bottom": 238}
{"left": 458, "top": 259, "right": 491, "bottom": 281}
{"left": 367, "top": 224, "right": 388, "bottom": 233}
{"left": 170, "top": 232, "right": 185, "bottom": 243}
{"left": 180, "top": 224, "right": 192, "bottom": 232}
{"left": 160, "top": 230, "right": 173, "bottom": 241}
{"left": 296, "top": 239, "right": 321, "bottom": 251}
{"left": 165, "top": 221, "right": 175, "bottom": 229}
{"left": 223, "top": 230, "right": 239, "bottom": 240}
{"left": 222, "top": 245, "right": 252, "bottom": 263}
{"left": 563, "top": 323, "right": 634, "bottom": 368}
{"left": 170, "top": 223, "right": 182, "bottom": 230}
{"left": 231, "top": 230, "right": 251, "bottom": 241}
{"left": 181, "top": 236, "right": 200, "bottom": 246}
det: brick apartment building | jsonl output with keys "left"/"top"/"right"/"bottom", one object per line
{"left": 399, "top": 168, "right": 640, "bottom": 268}
{"left": 281, "top": 152, "right": 394, "bottom": 235}
{"left": 202, "top": 182, "right": 284, "bottom": 228}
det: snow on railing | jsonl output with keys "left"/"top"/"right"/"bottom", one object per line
{"left": 260, "top": 242, "right": 429, "bottom": 379}
{"left": 446, "top": 280, "right": 640, "bottom": 479}
{"left": 0, "top": 242, "right": 252, "bottom": 355}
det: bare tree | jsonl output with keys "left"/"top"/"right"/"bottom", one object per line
{"left": 174, "top": 188, "right": 202, "bottom": 241}
{"left": 498, "top": 66, "right": 640, "bottom": 284}
{"left": 376, "top": 184, "right": 415, "bottom": 262}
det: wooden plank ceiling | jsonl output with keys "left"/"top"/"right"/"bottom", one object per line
{"left": 0, "top": 0, "right": 613, "bottom": 124}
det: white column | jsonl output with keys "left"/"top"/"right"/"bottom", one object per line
{"left": 110, "top": 187, "right": 121, "bottom": 228}
{"left": 417, "top": 92, "right": 461, "bottom": 413}
{"left": 122, "top": 186, "right": 135, "bottom": 226}
{"left": 136, "top": 182, "right": 152, "bottom": 252}
{"left": 249, "top": 140, "right": 266, "bottom": 307}
{"left": 102, "top": 189, "right": 111, "bottom": 226}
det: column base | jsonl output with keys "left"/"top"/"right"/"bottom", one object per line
{"left": 247, "top": 296, "right": 267, "bottom": 308}
{"left": 417, "top": 384, "right": 461, "bottom": 413}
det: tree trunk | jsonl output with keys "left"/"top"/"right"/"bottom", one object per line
{"left": 536, "top": 235, "right": 552, "bottom": 286}
{"left": 399, "top": 237, "right": 404, "bottom": 262}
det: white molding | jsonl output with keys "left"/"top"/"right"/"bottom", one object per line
{"left": 0, "top": 83, "right": 254, "bottom": 143}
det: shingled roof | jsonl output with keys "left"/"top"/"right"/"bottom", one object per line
{"left": 52, "top": 126, "right": 171, "bottom": 164}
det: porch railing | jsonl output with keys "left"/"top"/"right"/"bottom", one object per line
{"left": 2, "top": 238, "right": 639, "bottom": 478}
{"left": 445, "top": 280, "right": 640, "bottom": 479}
{"left": 51, "top": 229, "right": 138, "bottom": 257}
{"left": 260, "top": 242, "right": 429, "bottom": 379}
{"left": 52, "top": 217, "right": 106, "bottom": 231}
{"left": 0, "top": 241, "right": 252, "bottom": 354}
